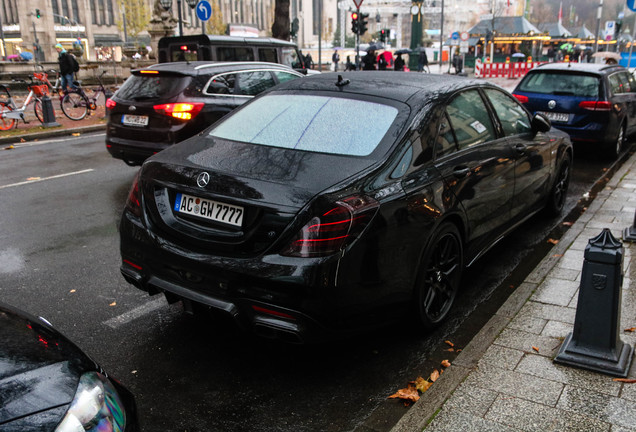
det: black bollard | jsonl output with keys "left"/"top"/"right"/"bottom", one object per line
{"left": 40, "top": 95, "right": 60, "bottom": 128}
{"left": 554, "top": 229, "right": 633, "bottom": 377}
{"left": 624, "top": 209, "right": 636, "bottom": 242}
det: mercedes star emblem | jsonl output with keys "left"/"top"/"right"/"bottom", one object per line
{"left": 197, "top": 172, "right": 210, "bottom": 188}
{"left": 548, "top": 100, "right": 556, "bottom": 109}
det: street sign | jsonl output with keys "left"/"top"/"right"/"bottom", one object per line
{"left": 628, "top": 0, "right": 636, "bottom": 12}
{"left": 451, "top": 31, "right": 460, "bottom": 40}
{"left": 460, "top": 31, "right": 469, "bottom": 41}
{"left": 352, "top": 0, "right": 363, "bottom": 9}
{"left": 460, "top": 40, "right": 469, "bottom": 53}
{"left": 196, "top": 0, "right": 212, "bottom": 21}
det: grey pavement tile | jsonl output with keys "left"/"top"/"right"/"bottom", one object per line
{"left": 568, "top": 290, "right": 579, "bottom": 308}
{"left": 485, "top": 395, "right": 610, "bottom": 432}
{"left": 479, "top": 345, "right": 525, "bottom": 371}
{"left": 563, "top": 249, "right": 585, "bottom": 262}
{"left": 515, "top": 354, "right": 622, "bottom": 397}
{"left": 494, "top": 328, "right": 563, "bottom": 357}
{"left": 425, "top": 408, "right": 518, "bottom": 432}
{"left": 531, "top": 278, "right": 579, "bottom": 306}
{"left": 547, "top": 267, "right": 580, "bottom": 281}
{"left": 588, "top": 220, "right": 622, "bottom": 230}
{"left": 462, "top": 364, "right": 564, "bottom": 406}
{"left": 517, "top": 301, "right": 576, "bottom": 325}
{"left": 611, "top": 426, "right": 636, "bottom": 432}
{"left": 442, "top": 382, "right": 499, "bottom": 417}
{"left": 622, "top": 379, "right": 636, "bottom": 403}
{"left": 508, "top": 314, "right": 546, "bottom": 335}
{"left": 541, "top": 320, "right": 573, "bottom": 339}
{"left": 557, "top": 385, "right": 636, "bottom": 429}
{"left": 557, "top": 255, "right": 586, "bottom": 272}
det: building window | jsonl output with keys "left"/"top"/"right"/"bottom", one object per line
{"left": 312, "top": 0, "right": 319, "bottom": 35}
{"left": 51, "top": 0, "right": 61, "bottom": 23}
{"left": 98, "top": 0, "right": 106, "bottom": 24}
{"left": 72, "top": 0, "right": 80, "bottom": 23}
{"left": 61, "top": 0, "right": 70, "bottom": 18}
{"left": 90, "top": 0, "right": 98, "bottom": 24}
{"left": 106, "top": 0, "right": 113, "bottom": 25}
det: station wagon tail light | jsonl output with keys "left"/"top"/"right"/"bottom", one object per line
{"left": 105, "top": 98, "right": 116, "bottom": 109}
{"left": 125, "top": 171, "right": 142, "bottom": 218}
{"left": 512, "top": 94, "right": 528, "bottom": 103}
{"left": 578, "top": 100, "right": 612, "bottom": 111}
{"left": 153, "top": 102, "right": 204, "bottom": 120}
{"left": 282, "top": 195, "right": 379, "bottom": 257}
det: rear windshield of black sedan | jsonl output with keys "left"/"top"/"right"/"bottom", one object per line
{"left": 518, "top": 72, "right": 600, "bottom": 98}
{"left": 209, "top": 94, "right": 399, "bottom": 156}
{"left": 116, "top": 73, "right": 191, "bottom": 100}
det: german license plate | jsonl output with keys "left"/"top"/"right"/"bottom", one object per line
{"left": 122, "top": 114, "right": 149, "bottom": 127}
{"left": 538, "top": 111, "right": 569, "bottom": 123}
{"left": 174, "top": 193, "right": 244, "bottom": 227}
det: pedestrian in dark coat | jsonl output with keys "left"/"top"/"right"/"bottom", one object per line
{"left": 55, "top": 43, "right": 77, "bottom": 92}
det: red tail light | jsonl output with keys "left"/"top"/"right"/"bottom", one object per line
{"left": 125, "top": 171, "right": 142, "bottom": 218}
{"left": 282, "top": 195, "right": 379, "bottom": 257}
{"left": 153, "top": 102, "right": 204, "bottom": 120}
{"left": 512, "top": 93, "right": 528, "bottom": 103}
{"left": 105, "top": 98, "right": 116, "bottom": 109}
{"left": 578, "top": 100, "right": 612, "bottom": 111}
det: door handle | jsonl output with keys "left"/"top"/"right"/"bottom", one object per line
{"left": 514, "top": 143, "right": 527, "bottom": 154}
{"left": 453, "top": 166, "right": 470, "bottom": 178}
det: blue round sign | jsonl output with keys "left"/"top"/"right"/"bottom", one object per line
{"left": 451, "top": 31, "right": 460, "bottom": 40}
{"left": 629, "top": 0, "right": 636, "bottom": 12}
{"left": 196, "top": 0, "right": 212, "bottom": 21}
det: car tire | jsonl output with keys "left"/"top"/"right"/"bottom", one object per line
{"left": 608, "top": 123, "right": 625, "bottom": 159}
{"left": 545, "top": 152, "right": 571, "bottom": 216}
{"left": 414, "top": 223, "right": 463, "bottom": 330}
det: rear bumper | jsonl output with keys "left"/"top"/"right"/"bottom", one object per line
{"left": 105, "top": 136, "right": 170, "bottom": 165}
{"left": 551, "top": 121, "right": 616, "bottom": 144}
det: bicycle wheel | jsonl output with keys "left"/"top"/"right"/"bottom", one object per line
{"left": 61, "top": 91, "right": 88, "bottom": 120}
{"left": 0, "top": 102, "right": 16, "bottom": 130}
{"left": 34, "top": 98, "right": 46, "bottom": 123}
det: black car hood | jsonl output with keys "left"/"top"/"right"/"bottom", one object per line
{"left": 0, "top": 303, "right": 94, "bottom": 426}
{"left": 147, "top": 134, "right": 382, "bottom": 208}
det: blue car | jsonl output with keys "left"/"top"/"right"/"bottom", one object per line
{"left": 512, "top": 63, "right": 636, "bottom": 158}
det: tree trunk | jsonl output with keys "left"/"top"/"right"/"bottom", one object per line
{"left": 272, "top": 0, "right": 291, "bottom": 41}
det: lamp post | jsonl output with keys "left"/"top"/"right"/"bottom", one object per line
{"left": 185, "top": 0, "right": 204, "bottom": 35}
{"left": 160, "top": 0, "right": 183, "bottom": 36}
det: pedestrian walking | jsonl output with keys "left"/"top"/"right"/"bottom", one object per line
{"left": 55, "top": 43, "right": 78, "bottom": 92}
{"left": 345, "top": 55, "right": 356, "bottom": 71}
{"left": 394, "top": 53, "right": 405, "bottom": 71}
{"left": 332, "top": 49, "right": 340, "bottom": 72}
{"left": 418, "top": 49, "right": 429, "bottom": 72}
{"left": 362, "top": 50, "right": 376, "bottom": 70}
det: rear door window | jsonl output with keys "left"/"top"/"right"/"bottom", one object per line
{"left": 272, "top": 70, "right": 302, "bottom": 83}
{"left": 608, "top": 73, "right": 624, "bottom": 95}
{"left": 235, "top": 71, "right": 276, "bottom": 96}
{"left": 216, "top": 47, "right": 255, "bottom": 61}
{"left": 483, "top": 89, "right": 531, "bottom": 136}
{"left": 205, "top": 73, "right": 237, "bottom": 95}
{"left": 116, "top": 74, "right": 191, "bottom": 100}
{"left": 446, "top": 90, "right": 496, "bottom": 150}
{"left": 258, "top": 48, "right": 278, "bottom": 63}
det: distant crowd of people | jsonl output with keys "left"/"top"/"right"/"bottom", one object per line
{"left": 326, "top": 48, "right": 430, "bottom": 72}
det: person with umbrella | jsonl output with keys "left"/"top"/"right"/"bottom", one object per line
{"left": 362, "top": 49, "right": 376, "bottom": 70}
{"left": 418, "top": 48, "right": 429, "bottom": 72}
{"left": 394, "top": 53, "right": 405, "bottom": 71}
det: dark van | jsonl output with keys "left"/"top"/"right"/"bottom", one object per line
{"left": 157, "top": 34, "right": 308, "bottom": 72}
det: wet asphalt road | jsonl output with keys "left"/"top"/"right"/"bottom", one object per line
{"left": 0, "top": 133, "right": 630, "bottom": 431}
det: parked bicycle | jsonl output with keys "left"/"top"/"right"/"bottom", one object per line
{"left": 61, "top": 71, "right": 113, "bottom": 121}
{"left": 0, "top": 73, "right": 55, "bottom": 130}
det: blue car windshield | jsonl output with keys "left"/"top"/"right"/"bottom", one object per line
{"left": 518, "top": 72, "right": 600, "bottom": 97}
{"left": 209, "top": 94, "right": 399, "bottom": 156}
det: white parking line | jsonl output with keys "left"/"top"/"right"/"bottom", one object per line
{"left": 0, "top": 169, "right": 94, "bottom": 189}
{"left": 104, "top": 297, "right": 167, "bottom": 329}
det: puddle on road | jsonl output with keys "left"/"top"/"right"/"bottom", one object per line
{"left": 0, "top": 248, "right": 25, "bottom": 273}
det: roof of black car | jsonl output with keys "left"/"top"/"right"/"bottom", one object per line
{"left": 137, "top": 61, "right": 296, "bottom": 75}
{"left": 270, "top": 71, "right": 497, "bottom": 104}
{"left": 532, "top": 63, "right": 625, "bottom": 74}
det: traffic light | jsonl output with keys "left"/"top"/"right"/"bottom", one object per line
{"left": 359, "top": 13, "right": 369, "bottom": 35}
{"left": 351, "top": 12, "right": 359, "bottom": 34}
{"left": 35, "top": 9, "right": 41, "bottom": 18}
{"left": 379, "top": 29, "right": 386, "bottom": 42}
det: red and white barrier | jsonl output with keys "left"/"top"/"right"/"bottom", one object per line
{"left": 474, "top": 59, "right": 546, "bottom": 79}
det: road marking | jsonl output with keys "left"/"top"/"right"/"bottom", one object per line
{"left": 7, "top": 133, "right": 106, "bottom": 148}
{"left": 0, "top": 169, "right": 94, "bottom": 189}
{"left": 104, "top": 297, "right": 167, "bottom": 329}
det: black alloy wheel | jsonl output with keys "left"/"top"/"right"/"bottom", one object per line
{"left": 546, "top": 153, "right": 571, "bottom": 216}
{"left": 416, "top": 223, "right": 463, "bottom": 330}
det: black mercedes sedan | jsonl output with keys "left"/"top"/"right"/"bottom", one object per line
{"left": 0, "top": 302, "right": 137, "bottom": 431}
{"left": 119, "top": 72, "right": 572, "bottom": 343}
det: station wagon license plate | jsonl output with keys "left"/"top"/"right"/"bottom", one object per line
{"left": 538, "top": 111, "right": 569, "bottom": 123}
{"left": 122, "top": 114, "right": 149, "bottom": 127}
{"left": 174, "top": 193, "right": 244, "bottom": 227}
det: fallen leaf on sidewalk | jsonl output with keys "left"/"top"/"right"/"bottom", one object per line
{"left": 109, "top": 301, "right": 117, "bottom": 306}
{"left": 613, "top": 378, "right": 636, "bottom": 383}
{"left": 552, "top": 254, "right": 563, "bottom": 258}
{"left": 69, "top": 289, "right": 76, "bottom": 293}
{"left": 20, "top": 138, "right": 25, "bottom": 142}
{"left": 27, "top": 177, "right": 41, "bottom": 181}
{"left": 441, "top": 360, "right": 451, "bottom": 368}
{"left": 446, "top": 348, "right": 455, "bottom": 352}
{"left": 388, "top": 383, "right": 420, "bottom": 402}
{"left": 72, "top": 133, "right": 80, "bottom": 136}
{"left": 562, "top": 222, "right": 573, "bottom": 226}
{"left": 532, "top": 346, "right": 540, "bottom": 352}
{"left": 547, "top": 238, "right": 559, "bottom": 245}
{"left": 414, "top": 376, "right": 432, "bottom": 393}
{"left": 444, "top": 340, "right": 454, "bottom": 347}
{"left": 430, "top": 369, "right": 440, "bottom": 382}
{"left": 624, "top": 327, "right": 636, "bottom": 333}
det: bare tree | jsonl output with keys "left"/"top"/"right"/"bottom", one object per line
{"left": 272, "top": 0, "right": 290, "bottom": 40}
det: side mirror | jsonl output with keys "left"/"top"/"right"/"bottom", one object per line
{"left": 531, "top": 113, "right": 551, "bottom": 134}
